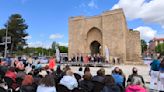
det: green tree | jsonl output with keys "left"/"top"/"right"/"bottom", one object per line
{"left": 51, "top": 41, "right": 59, "bottom": 52}
{"left": 5, "top": 14, "right": 28, "bottom": 52}
{"left": 155, "top": 43, "right": 164, "bottom": 54}
{"left": 59, "top": 46, "right": 68, "bottom": 53}
{"left": 141, "top": 39, "right": 147, "bottom": 53}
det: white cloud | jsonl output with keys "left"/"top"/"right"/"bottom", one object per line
{"left": 78, "top": 0, "right": 98, "bottom": 9}
{"left": 49, "top": 34, "right": 63, "bottom": 40}
{"left": 24, "top": 35, "right": 32, "bottom": 39}
{"left": 111, "top": 0, "right": 164, "bottom": 28}
{"left": 88, "top": 0, "right": 98, "bottom": 9}
{"left": 134, "top": 26, "right": 157, "bottom": 41}
{"left": 28, "top": 41, "right": 51, "bottom": 49}
{"left": 58, "top": 42, "right": 68, "bottom": 46}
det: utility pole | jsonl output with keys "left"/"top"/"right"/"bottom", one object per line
{"left": 4, "top": 22, "right": 8, "bottom": 58}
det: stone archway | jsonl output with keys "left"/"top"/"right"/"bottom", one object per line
{"left": 87, "top": 27, "right": 102, "bottom": 55}
{"left": 90, "top": 41, "right": 101, "bottom": 55}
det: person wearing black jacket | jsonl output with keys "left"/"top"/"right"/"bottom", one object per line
{"left": 101, "top": 75, "right": 121, "bottom": 92}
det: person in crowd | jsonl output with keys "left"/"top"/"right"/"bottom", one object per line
{"left": 101, "top": 75, "right": 121, "bottom": 92}
{"left": 150, "top": 55, "right": 161, "bottom": 90}
{"left": 112, "top": 67, "right": 123, "bottom": 86}
{"left": 49, "top": 57, "right": 56, "bottom": 70}
{"left": 92, "top": 68, "right": 105, "bottom": 92}
{"left": 77, "top": 67, "right": 83, "bottom": 77}
{"left": 59, "top": 69, "right": 78, "bottom": 90}
{"left": 37, "top": 75, "right": 56, "bottom": 92}
{"left": 20, "top": 75, "right": 36, "bottom": 92}
{"left": 158, "top": 57, "right": 164, "bottom": 92}
{"left": 5, "top": 67, "right": 16, "bottom": 81}
{"left": 127, "top": 67, "right": 145, "bottom": 86}
{"left": 84, "top": 66, "right": 90, "bottom": 74}
{"left": 125, "top": 76, "right": 147, "bottom": 92}
{"left": 119, "top": 69, "right": 126, "bottom": 88}
{"left": 27, "top": 56, "right": 33, "bottom": 66}
{"left": 79, "top": 71, "right": 93, "bottom": 92}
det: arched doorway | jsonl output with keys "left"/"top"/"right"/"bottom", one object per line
{"left": 90, "top": 41, "right": 101, "bottom": 55}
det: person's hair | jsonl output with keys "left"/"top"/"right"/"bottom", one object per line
{"left": 114, "top": 67, "right": 120, "bottom": 74}
{"left": 39, "top": 75, "right": 55, "bottom": 87}
{"left": 104, "top": 75, "right": 115, "bottom": 85}
{"left": 66, "top": 70, "right": 74, "bottom": 76}
{"left": 84, "top": 66, "right": 90, "bottom": 74}
{"left": 83, "top": 71, "right": 92, "bottom": 81}
{"left": 8, "top": 67, "right": 15, "bottom": 72}
{"left": 79, "top": 67, "right": 83, "bottom": 71}
{"left": 160, "top": 58, "right": 164, "bottom": 68}
{"left": 131, "top": 76, "right": 143, "bottom": 85}
{"left": 132, "top": 67, "right": 138, "bottom": 74}
{"left": 22, "top": 75, "right": 33, "bottom": 86}
{"left": 157, "top": 54, "right": 161, "bottom": 59}
{"left": 56, "top": 65, "right": 62, "bottom": 74}
{"left": 97, "top": 68, "right": 105, "bottom": 76}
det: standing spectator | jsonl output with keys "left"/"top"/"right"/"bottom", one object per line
{"left": 126, "top": 76, "right": 147, "bottom": 92}
{"left": 158, "top": 58, "right": 164, "bottom": 92}
{"left": 27, "top": 56, "right": 33, "bottom": 66}
{"left": 101, "top": 75, "right": 121, "bottom": 92}
{"left": 150, "top": 55, "right": 161, "bottom": 90}
{"left": 59, "top": 70, "right": 78, "bottom": 90}
{"left": 49, "top": 57, "right": 56, "bottom": 70}
{"left": 37, "top": 75, "right": 56, "bottom": 92}
{"left": 127, "top": 67, "right": 145, "bottom": 86}
{"left": 79, "top": 71, "right": 93, "bottom": 92}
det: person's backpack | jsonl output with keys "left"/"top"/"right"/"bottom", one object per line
{"left": 151, "top": 60, "right": 160, "bottom": 71}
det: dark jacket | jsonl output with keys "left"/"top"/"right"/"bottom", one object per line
{"left": 79, "top": 80, "right": 94, "bottom": 92}
{"left": 101, "top": 84, "right": 121, "bottom": 92}
{"left": 92, "top": 76, "right": 105, "bottom": 92}
{"left": 20, "top": 84, "right": 36, "bottom": 92}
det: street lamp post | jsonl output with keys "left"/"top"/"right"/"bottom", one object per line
{"left": 4, "top": 22, "right": 8, "bottom": 58}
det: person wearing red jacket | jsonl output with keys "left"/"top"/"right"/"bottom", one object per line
{"left": 49, "top": 57, "right": 56, "bottom": 70}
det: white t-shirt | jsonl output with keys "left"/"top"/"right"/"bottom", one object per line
{"left": 37, "top": 85, "right": 56, "bottom": 92}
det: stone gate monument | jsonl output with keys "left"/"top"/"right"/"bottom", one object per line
{"left": 68, "top": 9, "right": 141, "bottom": 63}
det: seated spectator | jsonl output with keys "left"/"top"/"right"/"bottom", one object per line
{"left": 20, "top": 75, "right": 36, "bottom": 92}
{"left": 112, "top": 67, "right": 123, "bottom": 86}
{"left": 77, "top": 67, "right": 83, "bottom": 77}
{"left": 101, "top": 75, "right": 121, "bottom": 92}
{"left": 37, "top": 75, "right": 56, "bottom": 92}
{"left": 59, "top": 70, "right": 78, "bottom": 90}
{"left": 125, "top": 76, "right": 147, "bottom": 92}
{"left": 92, "top": 68, "right": 105, "bottom": 83}
{"left": 5, "top": 67, "right": 16, "bottom": 81}
{"left": 92, "top": 68, "right": 105, "bottom": 92}
{"left": 119, "top": 69, "right": 126, "bottom": 87}
{"left": 84, "top": 66, "right": 90, "bottom": 74}
{"left": 127, "top": 67, "right": 145, "bottom": 85}
{"left": 79, "top": 71, "right": 93, "bottom": 92}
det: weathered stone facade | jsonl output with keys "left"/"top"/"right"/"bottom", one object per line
{"left": 68, "top": 8, "right": 142, "bottom": 63}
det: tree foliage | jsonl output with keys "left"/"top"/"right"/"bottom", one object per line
{"left": 141, "top": 39, "right": 147, "bottom": 53}
{"left": 5, "top": 14, "right": 28, "bottom": 52}
{"left": 155, "top": 43, "right": 164, "bottom": 54}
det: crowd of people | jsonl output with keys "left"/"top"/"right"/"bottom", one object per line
{"left": 70, "top": 54, "right": 120, "bottom": 64}
{"left": 0, "top": 54, "right": 163, "bottom": 92}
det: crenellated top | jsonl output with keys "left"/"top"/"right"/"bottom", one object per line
{"left": 69, "top": 8, "right": 124, "bottom": 21}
